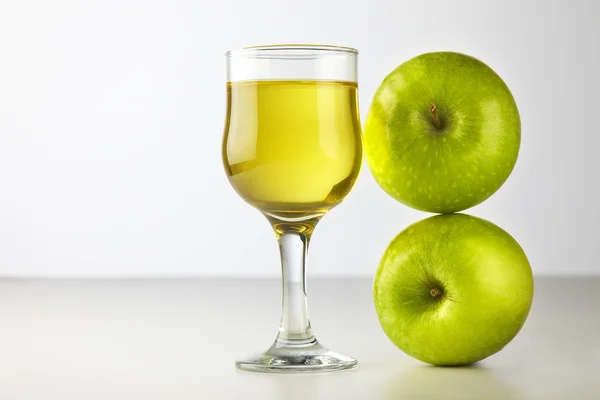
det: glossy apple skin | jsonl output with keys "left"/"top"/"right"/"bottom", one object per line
{"left": 364, "top": 52, "right": 520, "bottom": 213}
{"left": 373, "top": 214, "right": 533, "bottom": 366}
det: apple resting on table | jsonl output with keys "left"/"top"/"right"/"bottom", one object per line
{"left": 373, "top": 214, "right": 534, "bottom": 366}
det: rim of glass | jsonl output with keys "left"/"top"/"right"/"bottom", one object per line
{"left": 225, "top": 44, "right": 358, "bottom": 58}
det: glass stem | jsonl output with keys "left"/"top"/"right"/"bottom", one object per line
{"left": 274, "top": 230, "right": 316, "bottom": 347}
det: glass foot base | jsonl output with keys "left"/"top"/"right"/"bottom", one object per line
{"left": 236, "top": 341, "right": 357, "bottom": 373}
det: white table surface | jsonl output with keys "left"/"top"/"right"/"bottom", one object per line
{"left": 0, "top": 277, "right": 598, "bottom": 400}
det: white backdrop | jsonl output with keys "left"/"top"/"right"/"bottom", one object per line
{"left": 0, "top": 0, "right": 598, "bottom": 277}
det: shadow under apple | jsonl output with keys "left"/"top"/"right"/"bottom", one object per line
{"left": 384, "top": 363, "right": 523, "bottom": 400}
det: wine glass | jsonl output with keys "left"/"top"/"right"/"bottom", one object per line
{"left": 222, "top": 44, "right": 363, "bottom": 373}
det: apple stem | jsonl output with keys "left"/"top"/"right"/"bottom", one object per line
{"left": 430, "top": 104, "right": 442, "bottom": 129}
{"left": 430, "top": 288, "right": 442, "bottom": 297}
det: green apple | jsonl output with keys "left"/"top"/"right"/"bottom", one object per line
{"left": 364, "top": 52, "right": 520, "bottom": 213}
{"left": 373, "top": 213, "right": 533, "bottom": 366}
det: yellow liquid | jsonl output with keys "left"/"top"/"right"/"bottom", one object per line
{"left": 223, "top": 80, "right": 363, "bottom": 220}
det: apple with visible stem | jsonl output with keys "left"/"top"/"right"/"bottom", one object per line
{"left": 364, "top": 52, "right": 520, "bottom": 213}
{"left": 373, "top": 213, "right": 533, "bottom": 366}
